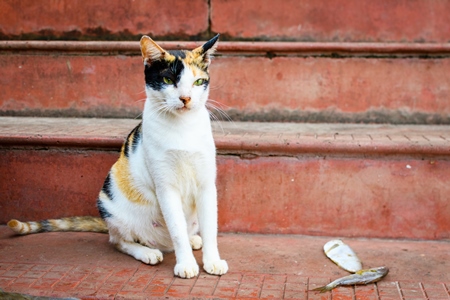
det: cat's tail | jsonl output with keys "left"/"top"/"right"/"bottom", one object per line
{"left": 7, "top": 216, "right": 108, "bottom": 235}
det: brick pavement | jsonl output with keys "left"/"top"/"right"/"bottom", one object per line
{"left": 1, "top": 227, "right": 449, "bottom": 299}
{"left": 2, "top": 262, "right": 450, "bottom": 299}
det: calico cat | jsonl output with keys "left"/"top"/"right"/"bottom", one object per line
{"left": 7, "top": 34, "right": 228, "bottom": 279}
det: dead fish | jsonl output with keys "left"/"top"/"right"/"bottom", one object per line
{"left": 324, "top": 239, "right": 362, "bottom": 273}
{"left": 312, "top": 266, "right": 389, "bottom": 293}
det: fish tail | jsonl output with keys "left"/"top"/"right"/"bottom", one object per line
{"left": 311, "top": 284, "right": 334, "bottom": 293}
{"left": 7, "top": 217, "right": 108, "bottom": 235}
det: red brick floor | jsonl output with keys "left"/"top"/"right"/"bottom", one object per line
{"left": 0, "top": 226, "right": 449, "bottom": 299}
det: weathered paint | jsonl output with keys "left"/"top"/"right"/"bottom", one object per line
{"left": 216, "top": 156, "right": 450, "bottom": 240}
{"left": 0, "top": 0, "right": 209, "bottom": 39}
{"left": 211, "top": 0, "right": 450, "bottom": 43}
{"left": 0, "top": 149, "right": 116, "bottom": 220}
{"left": 1, "top": 0, "right": 449, "bottom": 43}
{"left": 1, "top": 148, "right": 449, "bottom": 240}
{"left": 1, "top": 54, "right": 450, "bottom": 123}
{"left": 210, "top": 57, "right": 450, "bottom": 115}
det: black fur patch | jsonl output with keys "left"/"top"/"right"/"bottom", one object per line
{"left": 123, "top": 123, "right": 142, "bottom": 157}
{"left": 202, "top": 78, "right": 210, "bottom": 90}
{"left": 131, "top": 122, "right": 142, "bottom": 153}
{"left": 169, "top": 50, "right": 186, "bottom": 59}
{"left": 144, "top": 56, "right": 185, "bottom": 90}
{"left": 97, "top": 198, "right": 113, "bottom": 219}
{"left": 41, "top": 220, "right": 52, "bottom": 232}
{"left": 202, "top": 34, "right": 220, "bottom": 53}
{"left": 101, "top": 173, "right": 114, "bottom": 200}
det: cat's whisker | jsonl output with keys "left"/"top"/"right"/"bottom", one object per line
{"left": 206, "top": 104, "right": 232, "bottom": 134}
{"left": 207, "top": 104, "right": 224, "bottom": 120}
{"left": 206, "top": 101, "right": 233, "bottom": 123}
{"left": 144, "top": 103, "right": 165, "bottom": 121}
{"left": 207, "top": 111, "right": 226, "bottom": 134}
{"left": 208, "top": 82, "right": 225, "bottom": 92}
{"left": 208, "top": 110, "right": 220, "bottom": 123}
{"left": 154, "top": 104, "right": 171, "bottom": 120}
{"left": 135, "top": 97, "right": 147, "bottom": 104}
{"left": 207, "top": 105, "right": 221, "bottom": 120}
{"left": 208, "top": 109, "right": 219, "bottom": 121}
{"left": 208, "top": 98, "right": 231, "bottom": 109}
{"left": 135, "top": 89, "right": 147, "bottom": 95}
{"left": 208, "top": 114, "right": 227, "bottom": 135}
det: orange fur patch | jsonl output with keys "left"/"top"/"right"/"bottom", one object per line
{"left": 140, "top": 35, "right": 175, "bottom": 63}
{"left": 7, "top": 219, "right": 19, "bottom": 229}
{"left": 184, "top": 51, "right": 210, "bottom": 72}
{"left": 7, "top": 219, "right": 26, "bottom": 234}
{"left": 112, "top": 155, "right": 148, "bottom": 205}
{"left": 182, "top": 55, "right": 209, "bottom": 81}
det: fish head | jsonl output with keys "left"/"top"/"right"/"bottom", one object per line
{"left": 375, "top": 266, "right": 389, "bottom": 275}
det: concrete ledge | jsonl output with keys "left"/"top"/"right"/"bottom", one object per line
{"left": 1, "top": 117, "right": 450, "bottom": 157}
{"left": 0, "top": 117, "right": 135, "bottom": 149}
{"left": 214, "top": 122, "right": 450, "bottom": 157}
{"left": 2, "top": 40, "right": 450, "bottom": 56}
{"left": 1, "top": 117, "right": 450, "bottom": 239}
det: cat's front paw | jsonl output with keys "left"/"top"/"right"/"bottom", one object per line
{"left": 174, "top": 262, "right": 199, "bottom": 279}
{"left": 203, "top": 259, "right": 228, "bottom": 276}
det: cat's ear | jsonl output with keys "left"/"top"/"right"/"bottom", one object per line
{"left": 192, "top": 34, "right": 220, "bottom": 67}
{"left": 140, "top": 35, "right": 168, "bottom": 65}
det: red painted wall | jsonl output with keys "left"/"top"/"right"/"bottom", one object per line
{"left": 1, "top": 149, "right": 449, "bottom": 240}
{"left": 1, "top": 0, "right": 449, "bottom": 42}
{"left": 2, "top": 54, "right": 449, "bottom": 121}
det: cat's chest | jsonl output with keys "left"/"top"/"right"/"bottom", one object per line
{"left": 141, "top": 115, "right": 216, "bottom": 186}
{"left": 165, "top": 150, "right": 208, "bottom": 179}
{"left": 163, "top": 150, "right": 210, "bottom": 200}
{"left": 144, "top": 115, "right": 214, "bottom": 152}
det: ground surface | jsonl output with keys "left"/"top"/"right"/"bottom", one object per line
{"left": 0, "top": 226, "right": 449, "bottom": 299}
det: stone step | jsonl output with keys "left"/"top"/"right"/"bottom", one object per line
{"left": 2, "top": 41, "right": 450, "bottom": 123}
{"left": 2, "top": 0, "right": 449, "bottom": 43}
{"left": 1, "top": 117, "right": 449, "bottom": 240}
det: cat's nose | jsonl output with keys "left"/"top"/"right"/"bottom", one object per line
{"left": 179, "top": 96, "right": 191, "bottom": 105}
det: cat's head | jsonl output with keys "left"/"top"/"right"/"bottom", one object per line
{"left": 140, "top": 34, "right": 219, "bottom": 115}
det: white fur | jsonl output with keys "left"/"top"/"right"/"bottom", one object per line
{"left": 103, "top": 58, "right": 227, "bottom": 278}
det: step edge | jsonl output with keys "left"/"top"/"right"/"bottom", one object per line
{"left": 215, "top": 138, "right": 450, "bottom": 157}
{"left": 1, "top": 40, "right": 450, "bottom": 55}
{"left": 0, "top": 135, "right": 122, "bottom": 150}
{"left": 3, "top": 134, "right": 449, "bottom": 157}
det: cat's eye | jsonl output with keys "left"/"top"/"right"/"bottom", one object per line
{"left": 194, "top": 78, "right": 206, "bottom": 86}
{"left": 163, "top": 77, "right": 174, "bottom": 85}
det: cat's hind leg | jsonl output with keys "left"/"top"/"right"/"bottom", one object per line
{"left": 190, "top": 234, "right": 202, "bottom": 250}
{"left": 188, "top": 220, "right": 202, "bottom": 250}
{"left": 108, "top": 227, "right": 163, "bottom": 265}
{"left": 115, "top": 239, "right": 163, "bottom": 265}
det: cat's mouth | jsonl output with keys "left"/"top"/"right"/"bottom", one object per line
{"left": 176, "top": 104, "right": 192, "bottom": 112}
{"left": 178, "top": 107, "right": 189, "bottom": 112}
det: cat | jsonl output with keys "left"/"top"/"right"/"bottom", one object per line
{"left": 7, "top": 34, "right": 228, "bottom": 279}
